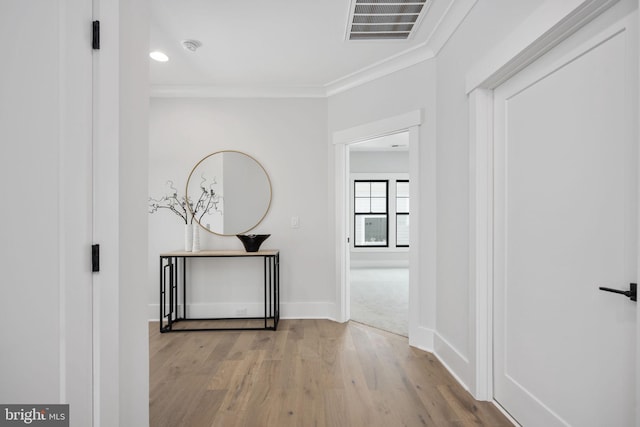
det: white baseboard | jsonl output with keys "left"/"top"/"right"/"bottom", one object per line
{"left": 492, "top": 400, "right": 520, "bottom": 426}
{"left": 148, "top": 301, "right": 335, "bottom": 322}
{"left": 280, "top": 302, "right": 335, "bottom": 319}
{"left": 408, "top": 328, "right": 474, "bottom": 399}
{"left": 408, "top": 325, "right": 435, "bottom": 352}
{"left": 350, "top": 260, "right": 409, "bottom": 269}
{"left": 433, "top": 332, "right": 471, "bottom": 392}
{"left": 406, "top": 327, "right": 473, "bottom": 398}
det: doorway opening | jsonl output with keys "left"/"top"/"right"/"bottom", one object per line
{"left": 348, "top": 133, "right": 410, "bottom": 336}
{"left": 332, "top": 110, "right": 423, "bottom": 343}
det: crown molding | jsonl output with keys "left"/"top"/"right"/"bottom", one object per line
{"left": 465, "top": 0, "right": 621, "bottom": 93}
{"left": 150, "top": 0, "right": 478, "bottom": 99}
{"left": 150, "top": 85, "right": 327, "bottom": 99}
{"left": 324, "top": 44, "right": 435, "bottom": 97}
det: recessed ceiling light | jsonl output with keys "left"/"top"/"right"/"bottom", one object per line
{"left": 149, "top": 51, "right": 169, "bottom": 62}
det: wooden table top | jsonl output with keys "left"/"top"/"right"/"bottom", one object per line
{"left": 160, "top": 249, "right": 279, "bottom": 257}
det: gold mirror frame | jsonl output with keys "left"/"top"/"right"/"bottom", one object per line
{"left": 185, "top": 150, "right": 272, "bottom": 236}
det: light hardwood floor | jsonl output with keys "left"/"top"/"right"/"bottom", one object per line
{"left": 149, "top": 319, "right": 511, "bottom": 427}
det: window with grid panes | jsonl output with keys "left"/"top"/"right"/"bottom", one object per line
{"left": 354, "top": 180, "right": 388, "bottom": 247}
{"left": 396, "top": 180, "right": 409, "bottom": 247}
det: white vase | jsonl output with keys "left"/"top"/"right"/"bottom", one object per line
{"left": 184, "top": 224, "right": 193, "bottom": 252}
{"left": 192, "top": 224, "right": 201, "bottom": 252}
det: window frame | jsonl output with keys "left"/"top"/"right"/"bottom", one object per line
{"left": 395, "top": 180, "right": 410, "bottom": 248}
{"left": 353, "top": 179, "right": 389, "bottom": 248}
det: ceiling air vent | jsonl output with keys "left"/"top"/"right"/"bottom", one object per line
{"left": 347, "top": 0, "right": 430, "bottom": 41}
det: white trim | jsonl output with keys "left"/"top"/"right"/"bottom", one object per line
{"left": 465, "top": 0, "right": 621, "bottom": 93}
{"left": 491, "top": 401, "right": 520, "bottom": 427}
{"left": 334, "top": 143, "right": 351, "bottom": 323}
{"left": 637, "top": 7, "right": 640, "bottom": 425}
{"left": 409, "top": 326, "right": 435, "bottom": 352}
{"left": 350, "top": 260, "right": 409, "bottom": 268}
{"left": 468, "top": 88, "right": 493, "bottom": 400}
{"left": 93, "top": 0, "right": 121, "bottom": 425}
{"left": 332, "top": 111, "right": 422, "bottom": 335}
{"left": 406, "top": 125, "right": 425, "bottom": 347}
{"left": 151, "top": 85, "right": 327, "bottom": 99}
{"left": 57, "top": 0, "right": 94, "bottom": 420}
{"left": 325, "top": 46, "right": 435, "bottom": 97}
{"left": 58, "top": 0, "right": 69, "bottom": 406}
{"left": 281, "top": 302, "right": 336, "bottom": 320}
{"left": 333, "top": 111, "right": 421, "bottom": 145}
{"left": 148, "top": 302, "right": 335, "bottom": 321}
{"left": 433, "top": 336, "right": 471, "bottom": 392}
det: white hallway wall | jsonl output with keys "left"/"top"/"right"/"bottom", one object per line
{"left": 435, "top": 0, "right": 637, "bottom": 390}
{"left": 433, "top": 0, "right": 542, "bottom": 386}
{"left": 147, "top": 0, "right": 605, "bottom": 393}
{"left": 148, "top": 98, "right": 333, "bottom": 319}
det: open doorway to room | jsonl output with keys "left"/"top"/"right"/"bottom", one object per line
{"left": 348, "top": 132, "right": 410, "bottom": 336}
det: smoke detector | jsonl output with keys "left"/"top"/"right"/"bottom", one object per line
{"left": 181, "top": 39, "right": 202, "bottom": 52}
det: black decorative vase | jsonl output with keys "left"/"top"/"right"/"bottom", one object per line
{"left": 236, "top": 234, "right": 270, "bottom": 252}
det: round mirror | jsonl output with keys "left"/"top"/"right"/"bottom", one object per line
{"left": 186, "top": 150, "right": 272, "bottom": 236}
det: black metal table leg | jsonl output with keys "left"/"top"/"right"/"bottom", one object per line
{"left": 160, "top": 257, "right": 165, "bottom": 332}
{"left": 182, "top": 257, "right": 186, "bottom": 319}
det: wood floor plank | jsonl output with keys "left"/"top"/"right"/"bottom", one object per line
{"left": 218, "top": 349, "right": 265, "bottom": 413}
{"left": 149, "top": 319, "right": 513, "bottom": 427}
{"left": 266, "top": 330, "right": 289, "bottom": 361}
{"left": 179, "top": 389, "right": 226, "bottom": 427}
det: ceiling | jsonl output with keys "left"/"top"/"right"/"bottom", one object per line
{"left": 149, "top": 0, "right": 476, "bottom": 97}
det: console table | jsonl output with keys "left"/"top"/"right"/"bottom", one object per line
{"left": 159, "top": 250, "right": 279, "bottom": 332}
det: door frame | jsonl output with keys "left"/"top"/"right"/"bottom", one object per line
{"left": 466, "top": 0, "right": 639, "bottom": 404}
{"left": 92, "top": 0, "right": 150, "bottom": 425}
{"left": 332, "top": 111, "right": 424, "bottom": 343}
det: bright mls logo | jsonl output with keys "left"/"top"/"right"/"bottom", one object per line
{"left": 0, "top": 405, "right": 68, "bottom": 427}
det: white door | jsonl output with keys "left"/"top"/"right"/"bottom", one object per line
{"left": 0, "top": 1, "right": 94, "bottom": 425}
{"left": 493, "top": 13, "right": 638, "bottom": 427}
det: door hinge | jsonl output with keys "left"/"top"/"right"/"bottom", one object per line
{"left": 92, "top": 244, "right": 100, "bottom": 273}
{"left": 92, "top": 20, "right": 100, "bottom": 50}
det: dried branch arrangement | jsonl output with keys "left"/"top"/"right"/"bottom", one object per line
{"left": 149, "top": 179, "right": 220, "bottom": 224}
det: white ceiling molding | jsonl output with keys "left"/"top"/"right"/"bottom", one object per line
{"left": 149, "top": 0, "right": 478, "bottom": 99}
{"left": 150, "top": 85, "right": 327, "bottom": 99}
{"left": 465, "top": 0, "right": 621, "bottom": 93}
{"left": 324, "top": 43, "right": 435, "bottom": 97}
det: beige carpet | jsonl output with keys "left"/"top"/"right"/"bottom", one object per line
{"left": 350, "top": 267, "right": 408, "bottom": 336}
